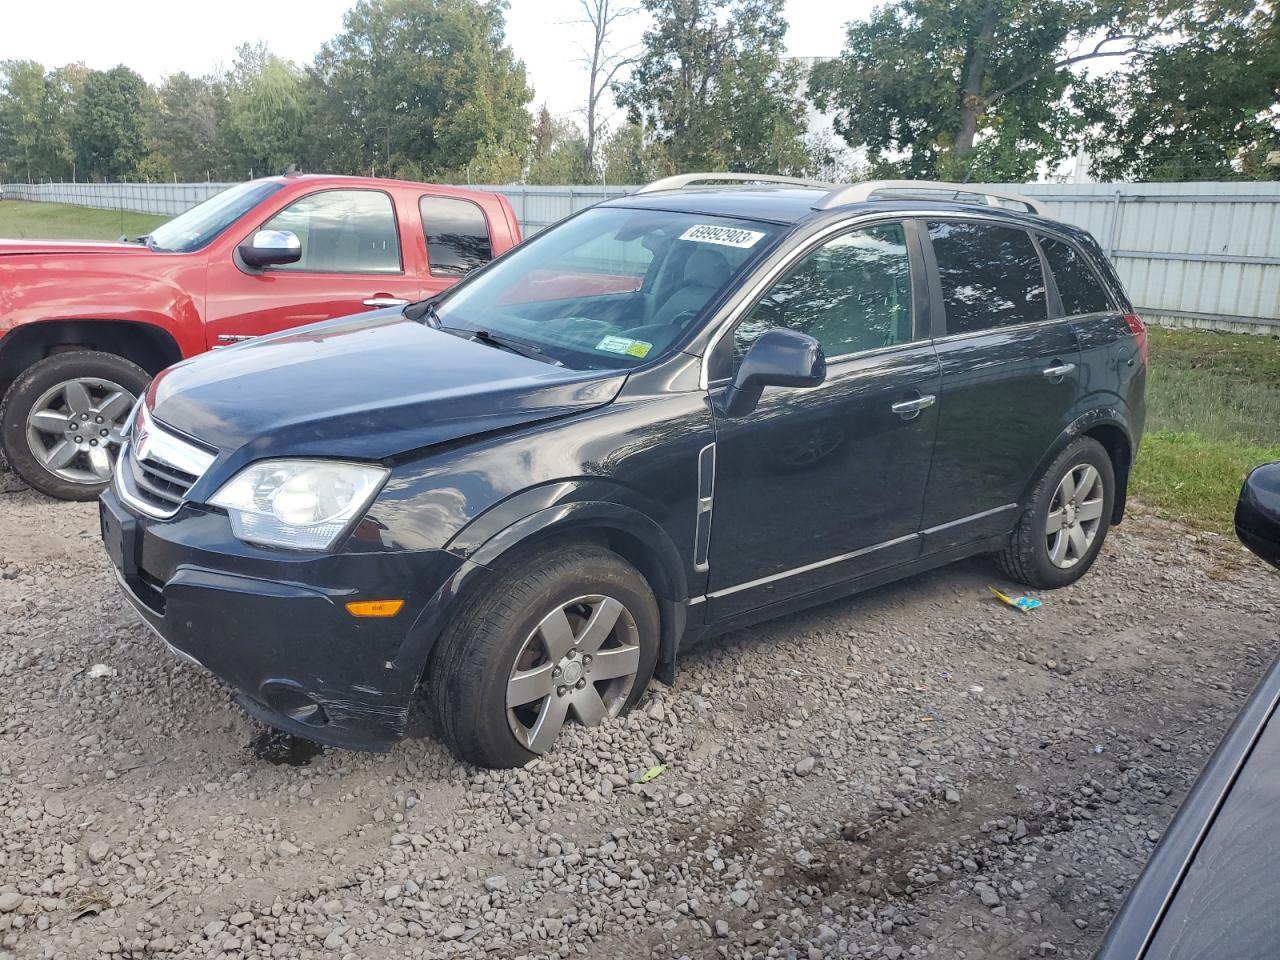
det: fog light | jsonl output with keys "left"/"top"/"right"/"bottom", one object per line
{"left": 345, "top": 599, "right": 405, "bottom": 618}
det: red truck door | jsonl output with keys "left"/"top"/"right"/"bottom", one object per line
{"left": 203, "top": 186, "right": 426, "bottom": 347}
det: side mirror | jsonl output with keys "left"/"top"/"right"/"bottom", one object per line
{"left": 1236, "top": 461, "right": 1280, "bottom": 569}
{"left": 721, "top": 328, "right": 826, "bottom": 417}
{"left": 238, "top": 229, "right": 302, "bottom": 269}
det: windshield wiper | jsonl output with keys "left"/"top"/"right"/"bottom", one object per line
{"left": 467, "top": 329, "right": 562, "bottom": 365}
{"left": 410, "top": 301, "right": 560, "bottom": 365}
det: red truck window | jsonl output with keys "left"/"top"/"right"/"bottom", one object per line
{"left": 420, "top": 196, "right": 494, "bottom": 277}
{"left": 261, "top": 189, "right": 402, "bottom": 274}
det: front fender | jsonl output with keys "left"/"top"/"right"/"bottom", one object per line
{"left": 0, "top": 256, "right": 207, "bottom": 356}
{"left": 464, "top": 497, "right": 689, "bottom": 602}
{"left": 395, "top": 495, "right": 691, "bottom": 691}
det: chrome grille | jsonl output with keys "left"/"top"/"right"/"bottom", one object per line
{"left": 115, "top": 405, "right": 216, "bottom": 518}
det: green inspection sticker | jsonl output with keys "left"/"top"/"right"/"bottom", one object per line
{"left": 596, "top": 335, "right": 653, "bottom": 358}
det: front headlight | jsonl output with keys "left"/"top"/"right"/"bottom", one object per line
{"left": 208, "top": 459, "right": 389, "bottom": 551}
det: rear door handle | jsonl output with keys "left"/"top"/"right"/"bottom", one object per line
{"left": 363, "top": 297, "right": 410, "bottom": 308}
{"left": 890, "top": 394, "right": 936, "bottom": 419}
{"left": 1043, "top": 362, "right": 1076, "bottom": 380}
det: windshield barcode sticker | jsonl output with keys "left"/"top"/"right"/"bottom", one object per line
{"left": 678, "top": 224, "right": 766, "bottom": 249}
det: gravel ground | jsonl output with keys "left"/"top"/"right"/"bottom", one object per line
{"left": 1, "top": 476, "right": 1278, "bottom": 960}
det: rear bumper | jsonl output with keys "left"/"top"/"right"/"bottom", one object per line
{"left": 100, "top": 486, "right": 463, "bottom": 751}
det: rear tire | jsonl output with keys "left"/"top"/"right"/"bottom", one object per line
{"left": 429, "top": 543, "right": 659, "bottom": 769}
{"left": 996, "top": 437, "right": 1115, "bottom": 590}
{"left": 1, "top": 351, "right": 149, "bottom": 500}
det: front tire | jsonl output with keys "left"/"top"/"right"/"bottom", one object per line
{"left": 1, "top": 351, "right": 149, "bottom": 500}
{"left": 996, "top": 437, "right": 1115, "bottom": 590}
{"left": 429, "top": 543, "right": 660, "bottom": 769}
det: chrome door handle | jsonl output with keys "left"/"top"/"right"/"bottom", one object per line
{"left": 362, "top": 297, "right": 410, "bottom": 308}
{"left": 1043, "top": 362, "right": 1076, "bottom": 379}
{"left": 891, "top": 394, "right": 936, "bottom": 418}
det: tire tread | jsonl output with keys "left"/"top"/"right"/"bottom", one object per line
{"left": 428, "top": 543, "right": 656, "bottom": 768}
{"left": 996, "top": 437, "right": 1113, "bottom": 590}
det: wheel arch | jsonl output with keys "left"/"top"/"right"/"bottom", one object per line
{"left": 399, "top": 499, "right": 691, "bottom": 693}
{"left": 0, "top": 319, "right": 184, "bottom": 399}
{"left": 1025, "top": 409, "right": 1135, "bottom": 526}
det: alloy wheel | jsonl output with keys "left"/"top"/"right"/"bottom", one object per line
{"left": 24, "top": 377, "right": 136, "bottom": 485}
{"left": 1045, "top": 462, "right": 1106, "bottom": 569}
{"left": 506, "top": 595, "right": 641, "bottom": 754}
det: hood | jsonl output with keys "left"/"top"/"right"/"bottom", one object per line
{"left": 149, "top": 310, "right": 627, "bottom": 466}
{"left": 0, "top": 238, "right": 155, "bottom": 257}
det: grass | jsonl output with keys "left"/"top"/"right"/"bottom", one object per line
{"left": 1133, "top": 327, "right": 1280, "bottom": 533}
{"left": 0, "top": 199, "right": 168, "bottom": 240}
{"left": 0, "top": 199, "right": 1274, "bottom": 533}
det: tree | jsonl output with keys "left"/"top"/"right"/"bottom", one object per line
{"left": 306, "top": 0, "right": 532, "bottom": 180}
{"left": 600, "top": 120, "right": 674, "bottom": 183}
{"left": 574, "top": 0, "right": 638, "bottom": 173}
{"left": 1077, "top": 2, "right": 1280, "bottom": 181}
{"left": 614, "top": 0, "right": 813, "bottom": 174}
{"left": 808, "top": 0, "right": 1157, "bottom": 180}
{"left": 527, "top": 105, "right": 592, "bottom": 183}
{"left": 0, "top": 61, "right": 81, "bottom": 181}
{"left": 224, "top": 44, "right": 309, "bottom": 177}
{"left": 71, "top": 66, "right": 149, "bottom": 180}
{"left": 147, "top": 73, "right": 232, "bottom": 180}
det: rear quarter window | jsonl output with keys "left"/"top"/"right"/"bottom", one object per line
{"left": 1038, "top": 235, "right": 1115, "bottom": 316}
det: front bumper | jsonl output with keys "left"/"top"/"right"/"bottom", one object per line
{"left": 99, "top": 486, "right": 463, "bottom": 751}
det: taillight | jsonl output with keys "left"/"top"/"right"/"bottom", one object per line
{"left": 1124, "top": 313, "right": 1147, "bottom": 363}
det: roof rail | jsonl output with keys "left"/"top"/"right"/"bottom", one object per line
{"left": 814, "top": 180, "right": 1046, "bottom": 216}
{"left": 635, "top": 172, "right": 834, "bottom": 194}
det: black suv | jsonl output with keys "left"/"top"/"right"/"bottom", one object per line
{"left": 99, "top": 175, "right": 1147, "bottom": 768}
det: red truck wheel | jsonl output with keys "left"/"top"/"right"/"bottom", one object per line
{"left": 1, "top": 351, "right": 150, "bottom": 501}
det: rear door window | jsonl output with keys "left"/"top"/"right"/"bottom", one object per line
{"left": 420, "top": 196, "right": 493, "bottom": 277}
{"left": 259, "top": 189, "right": 401, "bottom": 274}
{"left": 927, "top": 221, "right": 1047, "bottom": 334}
{"left": 1038, "top": 235, "right": 1114, "bottom": 316}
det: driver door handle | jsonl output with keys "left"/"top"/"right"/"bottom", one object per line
{"left": 891, "top": 394, "right": 936, "bottom": 419}
{"left": 1043, "top": 362, "right": 1076, "bottom": 380}
{"left": 363, "top": 297, "right": 410, "bottom": 308}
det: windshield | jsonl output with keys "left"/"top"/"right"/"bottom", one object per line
{"left": 147, "top": 180, "right": 284, "bottom": 253}
{"left": 428, "top": 207, "right": 782, "bottom": 370}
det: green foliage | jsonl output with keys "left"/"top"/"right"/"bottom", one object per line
{"left": 1077, "top": 3, "right": 1280, "bottom": 181}
{"left": 1133, "top": 327, "right": 1280, "bottom": 532}
{"left": 809, "top": 0, "right": 1126, "bottom": 180}
{"left": 0, "top": 60, "right": 82, "bottom": 181}
{"left": 1, "top": 0, "right": 1275, "bottom": 187}
{"left": 147, "top": 73, "right": 233, "bottom": 181}
{"left": 600, "top": 122, "right": 674, "bottom": 185}
{"left": 615, "top": 0, "right": 814, "bottom": 175}
{"left": 527, "top": 106, "right": 592, "bottom": 185}
{"left": 71, "top": 66, "right": 150, "bottom": 181}
{"left": 225, "top": 44, "right": 309, "bottom": 177}
{"left": 306, "top": 0, "right": 532, "bottom": 179}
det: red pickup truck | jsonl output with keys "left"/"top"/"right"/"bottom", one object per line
{"left": 0, "top": 174, "right": 521, "bottom": 499}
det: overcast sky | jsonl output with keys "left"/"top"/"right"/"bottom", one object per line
{"left": 0, "top": 0, "right": 875, "bottom": 123}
